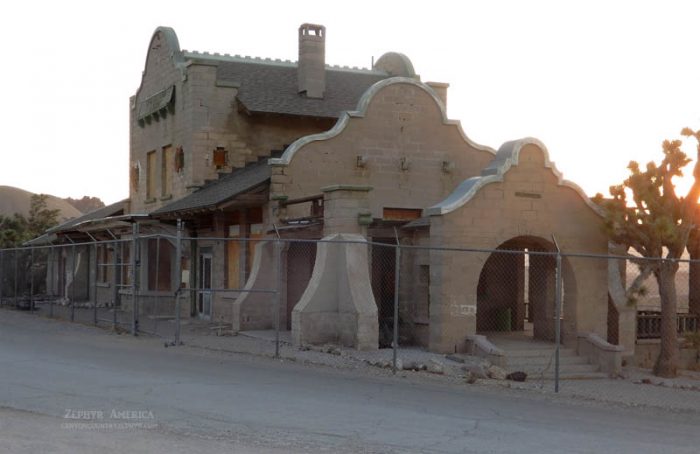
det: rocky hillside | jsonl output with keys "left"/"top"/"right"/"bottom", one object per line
{"left": 0, "top": 186, "right": 82, "bottom": 221}
{"left": 63, "top": 196, "right": 105, "bottom": 214}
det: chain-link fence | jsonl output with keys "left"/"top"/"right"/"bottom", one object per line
{"left": 2, "top": 230, "right": 699, "bottom": 392}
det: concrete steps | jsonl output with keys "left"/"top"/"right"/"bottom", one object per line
{"left": 489, "top": 335, "right": 607, "bottom": 380}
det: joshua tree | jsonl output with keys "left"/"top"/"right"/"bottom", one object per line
{"left": 594, "top": 128, "right": 700, "bottom": 377}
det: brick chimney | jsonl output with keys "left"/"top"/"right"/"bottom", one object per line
{"left": 298, "top": 23, "right": 326, "bottom": 99}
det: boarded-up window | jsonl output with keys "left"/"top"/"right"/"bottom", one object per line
{"left": 146, "top": 151, "right": 157, "bottom": 199}
{"left": 225, "top": 208, "right": 264, "bottom": 288}
{"left": 147, "top": 238, "right": 173, "bottom": 291}
{"left": 161, "top": 145, "right": 173, "bottom": 197}
{"left": 383, "top": 208, "right": 422, "bottom": 221}
{"left": 213, "top": 147, "right": 227, "bottom": 169}
{"left": 130, "top": 164, "right": 139, "bottom": 191}
{"left": 227, "top": 239, "right": 241, "bottom": 289}
{"left": 175, "top": 146, "right": 184, "bottom": 173}
{"left": 122, "top": 244, "right": 131, "bottom": 286}
{"left": 247, "top": 207, "right": 264, "bottom": 275}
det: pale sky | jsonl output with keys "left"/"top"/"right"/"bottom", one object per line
{"left": 1, "top": 0, "right": 699, "bottom": 205}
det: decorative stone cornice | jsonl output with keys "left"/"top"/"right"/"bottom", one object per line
{"left": 425, "top": 138, "right": 604, "bottom": 217}
{"left": 268, "top": 77, "right": 496, "bottom": 167}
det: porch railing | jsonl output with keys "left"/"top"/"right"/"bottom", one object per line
{"left": 636, "top": 311, "right": 699, "bottom": 339}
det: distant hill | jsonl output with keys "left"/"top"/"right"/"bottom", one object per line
{"left": 64, "top": 196, "right": 105, "bottom": 214}
{"left": 0, "top": 186, "right": 82, "bottom": 222}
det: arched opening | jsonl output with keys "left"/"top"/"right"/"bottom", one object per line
{"left": 285, "top": 241, "right": 317, "bottom": 330}
{"left": 476, "top": 236, "right": 576, "bottom": 343}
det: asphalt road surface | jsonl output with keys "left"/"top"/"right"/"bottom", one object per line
{"left": 1, "top": 310, "right": 699, "bottom": 453}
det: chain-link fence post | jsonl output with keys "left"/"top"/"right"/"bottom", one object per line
{"left": 29, "top": 247, "right": 34, "bottom": 313}
{"left": 553, "top": 238, "right": 562, "bottom": 393}
{"left": 70, "top": 244, "right": 76, "bottom": 322}
{"left": 93, "top": 242, "right": 98, "bottom": 325}
{"left": 274, "top": 236, "right": 282, "bottom": 359}
{"left": 49, "top": 246, "right": 54, "bottom": 318}
{"left": 112, "top": 241, "right": 119, "bottom": 330}
{"left": 131, "top": 223, "right": 139, "bottom": 336}
{"left": 0, "top": 249, "right": 4, "bottom": 307}
{"left": 174, "top": 219, "right": 183, "bottom": 346}
{"left": 13, "top": 249, "right": 18, "bottom": 308}
{"left": 392, "top": 240, "right": 401, "bottom": 375}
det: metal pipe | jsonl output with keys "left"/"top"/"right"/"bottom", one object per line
{"left": 274, "top": 239, "right": 282, "bottom": 359}
{"left": 153, "top": 234, "right": 161, "bottom": 334}
{"left": 30, "top": 248, "right": 34, "bottom": 313}
{"left": 0, "top": 249, "right": 3, "bottom": 307}
{"left": 552, "top": 235, "right": 562, "bottom": 393}
{"left": 93, "top": 242, "right": 98, "bottom": 325}
{"left": 49, "top": 246, "right": 54, "bottom": 318}
{"left": 272, "top": 225, "right": 281, "bottom": 359}
{"left": 70, "top": 245, "right": 76, "bottom": 322}
{"left": 392, "top": 228, "right": 401, "bottom": 375}
{"left": 131, "top": 223, "right": 138, "bottom": 335}
{"left": 13, "top": 249, "right": 18, "bottom": 307}
{"left": 174, "top": 219, "right": 183, "bottom": 346}
{"left": 112, "top": 241, "right": 120, "bottom": 330}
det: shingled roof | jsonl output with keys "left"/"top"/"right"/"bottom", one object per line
{"left": 152, "top": 159, "right": 271, "bottom": 217}
{"left": 46, "top": 199, "right": 128, "bottom": 234}
{"left": 185, "top": 52, "right": 391, "bottom": 119}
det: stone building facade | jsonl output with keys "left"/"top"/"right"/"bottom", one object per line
{"left": 43, "top": 23, "right": 638, "bottom": 357}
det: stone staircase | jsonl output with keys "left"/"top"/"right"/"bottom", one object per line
{"left": 489, "top": 333, "right": 608, "bottom": 380}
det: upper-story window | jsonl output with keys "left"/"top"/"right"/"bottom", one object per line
{"left": 175, "top": 146, "right": 184, "bottom": 173}
{"left": 146, "top": 150, "right": 157, "bottom": 200}
{"left": 161, "top": 145, "right": 173, "bottom": 198}
{"left": 213, "top": 147, "right": 228, "bottom": 170}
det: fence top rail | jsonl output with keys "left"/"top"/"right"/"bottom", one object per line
{"left": 2, "top": 234, "right": 699, "bottom": 264}
{"left": 0, "top": 237, "right": 131, "bottom": 252}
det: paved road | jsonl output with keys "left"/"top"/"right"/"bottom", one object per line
{"left": 1, "top": 311, "right": 699, "bottom": 453}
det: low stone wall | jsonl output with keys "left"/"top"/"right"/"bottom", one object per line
{"left": 634, "top": 339, "right": 700, "bottom": 370}
{"left": 465, "top": 334, "right": 506, "bottom": 368}
{"left": 577, "top": 332, "right": 624, "bottom": 375}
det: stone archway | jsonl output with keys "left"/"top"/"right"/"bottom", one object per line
{"left": 476, "top": 236, "right": 577, "bottom": 343}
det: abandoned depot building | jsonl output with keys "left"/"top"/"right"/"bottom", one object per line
{"left": 33, "top": 24, "right": 699, "bottom": 369}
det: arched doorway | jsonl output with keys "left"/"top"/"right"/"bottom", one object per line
{"left": 476, "top": 236, "right": 576, "bottom": 342}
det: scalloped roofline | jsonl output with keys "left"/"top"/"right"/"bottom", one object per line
{"left": 373, "top": 52, "right": 415, "bottom": 77}
{"left": 134, "top": 27, "right": 186, "bottom": 101}
{"left": 269, "top": 77, "right": 496, "bottom": 166}
{"left": 424, "top": 137, "right": 604, "bottom": 217}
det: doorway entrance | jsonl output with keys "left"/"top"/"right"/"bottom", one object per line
{"left": 371, "top": 238, "right": 396, "bottom": 348}
{"left": 285, "top": 241, "right": 317, "bottom": 330}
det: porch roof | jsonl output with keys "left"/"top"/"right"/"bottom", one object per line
{"left": 151, "top": 159, "right": 271, "bottom": 218}
{"left": 44, "top": 199, "right": 129, "bottom": 235}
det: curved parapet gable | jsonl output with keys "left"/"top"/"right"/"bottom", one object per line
{"left": 134, "top": 26, "right": 187, "bottom": 100}
{"left": 269, "top": 77, "right": 496, "bottom": 167}
{"left": 373, "top": 52, "right": 416, "bottom": 77}
{"left": 426, "top": 137, "right": 604, "bottom": 216}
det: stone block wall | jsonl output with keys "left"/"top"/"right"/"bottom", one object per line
{"left": 270, "top": 79, "right": 495, "bottom": 226}
{"left": 130, "top": 30, "right": 331, "bottom": 215}
{"left": 426, "top": 143, "right": 609, "bottom": 353}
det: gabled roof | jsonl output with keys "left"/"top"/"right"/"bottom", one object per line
{"left": 217, "top": 58, "right": 389, "bottom": 119}
{"left": 151, "top": 159, "right": 271, "bottom": 217}
{"left": 184, "top": 52, "right": 392, "bottom": 119}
